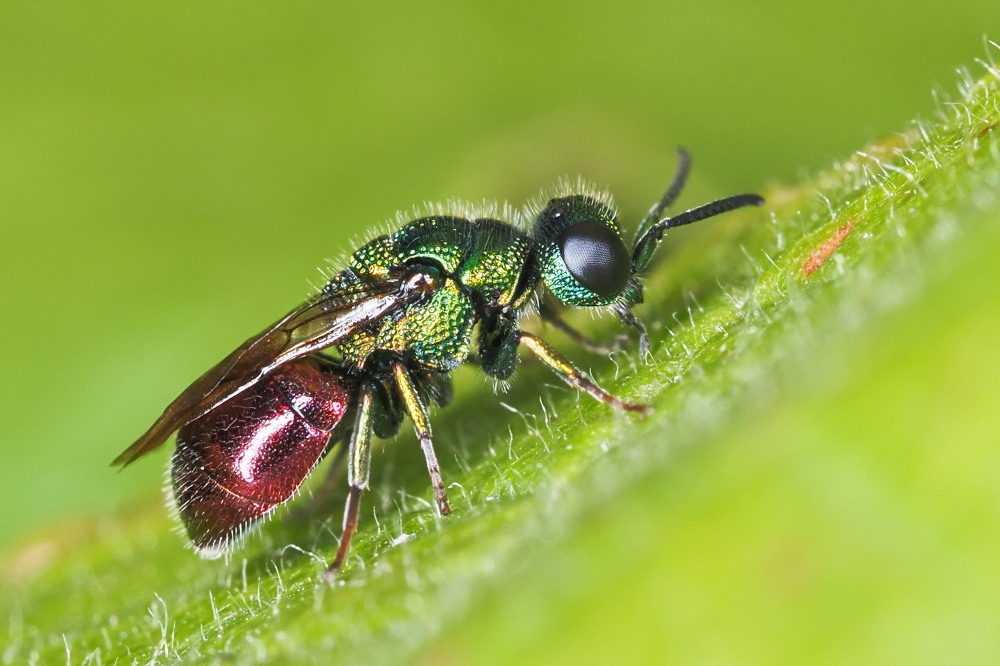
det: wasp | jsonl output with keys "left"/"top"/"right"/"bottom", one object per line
{"left": 113, "top": 149, "right": 763, "bottom": 576}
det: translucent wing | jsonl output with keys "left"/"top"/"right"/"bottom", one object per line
{"left": 113, "top": 277, "right": 414, "bottom": 467}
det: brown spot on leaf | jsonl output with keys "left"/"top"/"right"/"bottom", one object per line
{"left": 802, "top": 222, "right": 854, "bottom": 275}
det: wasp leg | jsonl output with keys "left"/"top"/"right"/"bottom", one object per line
{"left": 539, "top": 300, "right": 629, "bottom": 355}
{"left": 617, "top": 307, "right": 651, "bottom": 359}
{"left": 517, "top": 332, "right": 652, "bottom": 416}
{"left": 325, "top": 384, "right": 375, "bottom": 577}
{"left": 393, "top": 362, "right": 451, "bottom": 516}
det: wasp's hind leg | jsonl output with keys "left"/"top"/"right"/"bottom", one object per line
{"left": 393, "top": 362, "right": 451, "bottom": 516}
{"left": 517, "top": 331, "right": 652, "bottom": 416}
{"left": 325, "top": 383, "right": 376, "bottom": 578}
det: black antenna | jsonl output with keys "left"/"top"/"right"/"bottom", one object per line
{"left": 632, "top": 192, "right": 764, "bottom": 271}
{"left": 655, "top": 193, "right": 765, "bottom": 233}
{"left": 635, "top": 147, "right": 692, "bottom": 242}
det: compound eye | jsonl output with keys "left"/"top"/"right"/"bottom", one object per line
{"left": 558, "top": 220, "right": 631, "bottom": 298}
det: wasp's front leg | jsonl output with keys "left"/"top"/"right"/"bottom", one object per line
{"left": 539, "top": 300, "right": 630, "bottom": 355}
{"left": 517, "top": 332, "right": 652, "bottom": 416}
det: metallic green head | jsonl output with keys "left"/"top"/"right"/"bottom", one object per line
{"left": 532, "top": 193, "right": 635, "bottom": 308}
{"left": 531, "top": 149, "right": 765, "bottom": 355}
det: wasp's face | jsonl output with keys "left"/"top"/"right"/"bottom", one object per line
{"left": 532, "top": 194, "right": 633, "bottom": 308}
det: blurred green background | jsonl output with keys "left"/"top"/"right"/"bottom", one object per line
{"left": 2, "top": 1, "right": 1000, "bottom": 659}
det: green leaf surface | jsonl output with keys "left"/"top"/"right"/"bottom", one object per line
{"left": 5, "top": 54, "right": 1000, "bottom": 666}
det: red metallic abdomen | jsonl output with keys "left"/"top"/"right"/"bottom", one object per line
{"left": 171, "top": 357, "right": 353, "bottom": 554}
